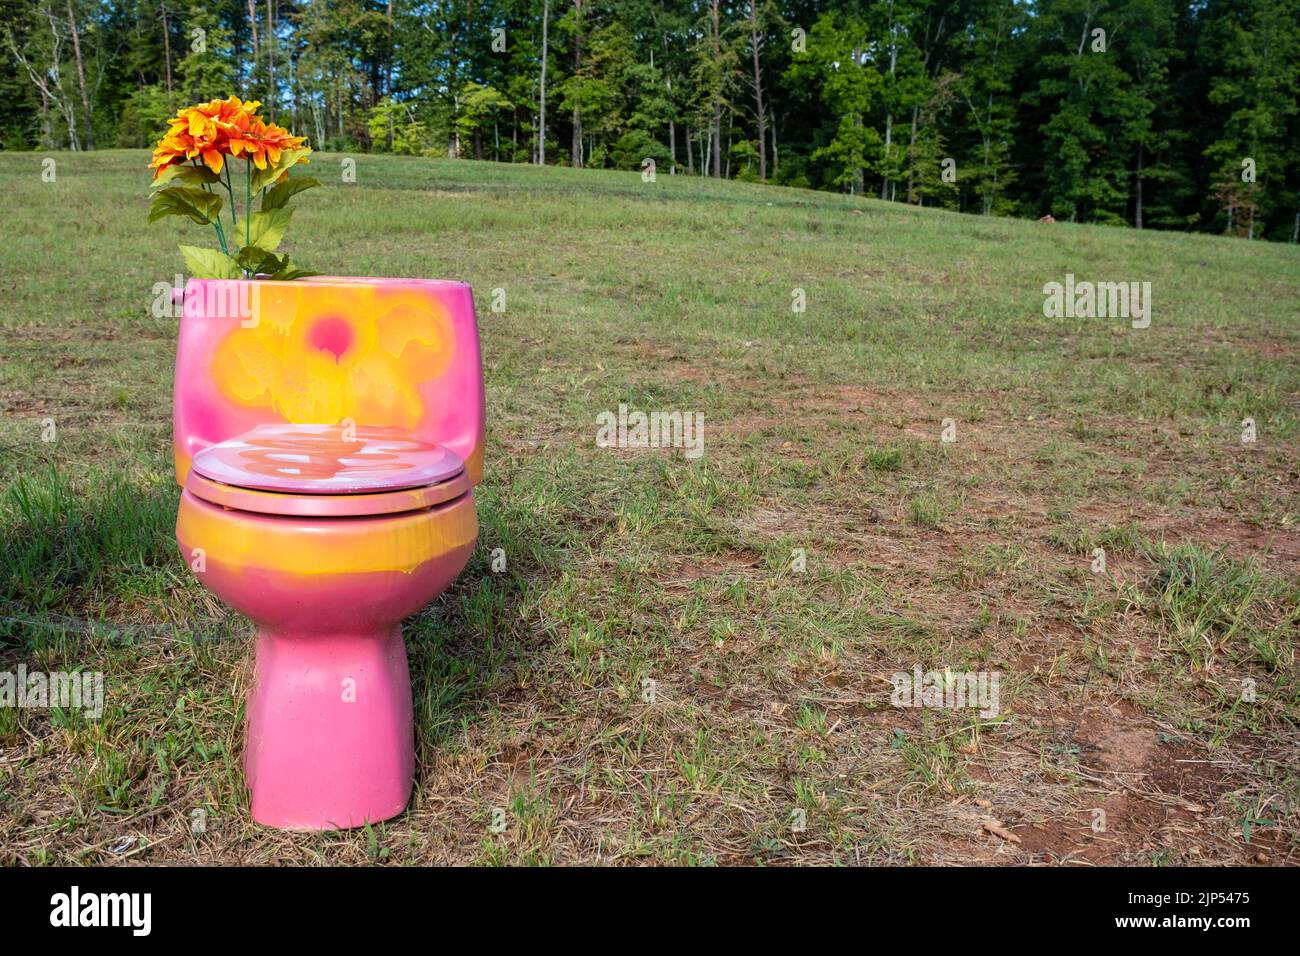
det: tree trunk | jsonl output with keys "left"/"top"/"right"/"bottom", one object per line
{"left": 880, "top": 113, "right": 892, "bottom": 198}
{"left": 853, "top": 114, "right": 864, "bottom": 194}
{"left": 749, "top": 0, "right": 766, "bottom": 180}
{"left": 710, "top": 103, "right": 720, "bottom": 177}
{"left": 770, "top": 111, "right": 777, "bottom": 175}
{"left": 538, "top": 0, "right": 548, "bottom": 164}
{"left": 246, "top": 0, "right": 259, "bottom": 92}
{"left": 160, "top": 2, "right": 173, "bottom": 93}
{"left": 385, "top": 0, "right": 393, "bottom": 97}
{"left": 667, "top": 70, "right": 676, "bottom": 173}
{"left": 662, "top": 29, "right": 676, "bottom": 175}
{"left": 880, "top": 0, "right": 898, "bottom": 199}
{"left": 37, "top": 86, "right": 52, "bottom": 151}
{"left": 686, "top": 124, "right": 694, "bottom": 173}
{"left": 709, "top": 0, "right": 722, "bottom": 178}
{"left": 1134, "top": 141, "right": 1144, "bottom": 229}
{"left": 449, "top": 89, "right": 458, "bottom": 158}
{"left": 982, "top": 135, "right": 992, "bottom": 215}
{"left": 571, "top": 0, "right": 583, "bottom": 167}
{"left": 66, "top": 1, "right": 94, "bottom": 150}
{"left": 267, "top": 0, "right": 277, "bottom": 118}
{"left": 725, "top": 101, "right": 732, "bottom": 178}
{"left": 10, "top": 32, "right": 78, "bottom": 148}
{"left": 907, "top": 105, "right": 918, "bottom": 203}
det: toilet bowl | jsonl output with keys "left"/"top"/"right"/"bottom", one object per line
{"left": 177, "top": 424, "right": 476, "bottom": 828}
{"left": 172, "top": 278, "right": 486, "bottom": 830}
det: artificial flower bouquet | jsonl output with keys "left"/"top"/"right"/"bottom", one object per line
{"left": 148, "top": 96, "right": 318, "bottom": 280}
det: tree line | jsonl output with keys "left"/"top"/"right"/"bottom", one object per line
{"left": 3, "top": 0, "right": 1298, "bottom": 241}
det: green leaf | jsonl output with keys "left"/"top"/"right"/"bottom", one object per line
{"left": 268, "top": 267, "right": 322, "bottom": 281}
{"left": 250, "top": 148, "right": 311, "bottom": 193}
{"left": 149, "top": 186, "right": 222, "bottom": 225}
{"left": 150, "top": 164, "right": 220, "bottom": 189}
{"left": 179, "top": 245, "right": 241, "bottom": 279}
{"left": 149, "top": 186, "right": 221, "bottom": 225}
{"left": 256, "top": 249, "right": 319, "bottom": 282}
{"left": 246, "top": 208, "right": 293, "bottom": 251}
{"left": 261, "top": 176, "right": 320, "bottom": 211}
{"left": 234, "top": 246, "right": 287, "bottom": 276}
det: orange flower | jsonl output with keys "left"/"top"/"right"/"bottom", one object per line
{"left": 222, "top": 112, "right": 310, "bottom": 170}
{"left": 149, "top": 96, "right": 309, "bottom": 177}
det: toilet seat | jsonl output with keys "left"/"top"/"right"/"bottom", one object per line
{"left": 187, "top": 423, "right": 469, "bottom": 517}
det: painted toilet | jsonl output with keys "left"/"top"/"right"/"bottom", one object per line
{"left": 172, "top": 277, "right": 485, "bottom": 830}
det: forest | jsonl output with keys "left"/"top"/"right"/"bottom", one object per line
{"left": 2, "top": 0, "right": 1297, "bottom": 241}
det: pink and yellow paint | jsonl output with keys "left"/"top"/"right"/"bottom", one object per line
{"left": 173, "top": 278, "right": 485, "bottom": 830}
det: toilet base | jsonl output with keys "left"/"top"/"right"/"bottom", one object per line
{"left": 244, "top": 626, "right": 414, "bottom": 830}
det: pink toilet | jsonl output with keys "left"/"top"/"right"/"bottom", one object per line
{"left": 172, "top": 277, "right": 485, "bottom": 830}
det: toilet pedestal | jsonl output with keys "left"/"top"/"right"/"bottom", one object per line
{"left": 244, "top": 627, "right": 415, "bottom": 830}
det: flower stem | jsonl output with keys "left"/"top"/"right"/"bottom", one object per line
{"left": 230, "top": 168, "right": 242, "bottom": 230}
{"left": 244, "top": 161, "right": 253, "bottom": 278}
{"left": 212, "top": 216, "right": 230, "bottom": 256}
{"left": 194, "top": 159, "right": 229, "bottom": 255}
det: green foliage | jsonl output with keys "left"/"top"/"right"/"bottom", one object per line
{"left": 175, "top": 2, "right": 234, "bottom": 101}
{"left": 609, "top": 130, "right": 670, "bottom": 171}
{"left": 114, "top": 85, "right": 183, "bottom": 148}
{"left": 246, "top": 209, "right": 292, "bottom": 252}
{"left": 366, "top": 98, "right": 438, "bottom": 156}
{"left": 148, "top": 185, "right": 221, "bottom": 225}
{"left": 786, "top": 12, "right": 884, "bottom": 193}
{"left": 178, "top": 244, "right": 239, "bottom": 279}
{"left": 261, "top": 176, "right": 320, "bottom": 211}
{"left": 454, "top": 83, "right": 514, "bottom": 160}
{"left": 233, "top": 246, "right": 320, "bottom": 281}
{"left": 1199, "top": 0, "right": 1300, "bottom": 237}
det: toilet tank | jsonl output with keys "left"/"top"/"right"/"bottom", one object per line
{"left": 173, "top": 277, "right": 485, "bottom": 487}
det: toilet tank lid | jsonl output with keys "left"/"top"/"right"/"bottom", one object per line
{"left": 190, "top": 424, "right": 466, "bottom": 494}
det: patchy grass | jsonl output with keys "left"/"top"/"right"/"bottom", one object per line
{"left": 1143, "top": 543, "right": 1298, "bottom": 673}
{"left": 0, "top": 150, "right": 1298, "bottom": 865}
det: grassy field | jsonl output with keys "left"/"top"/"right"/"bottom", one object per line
{"left": 1, "top": 149, "right": 1297, "bottom": 865}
